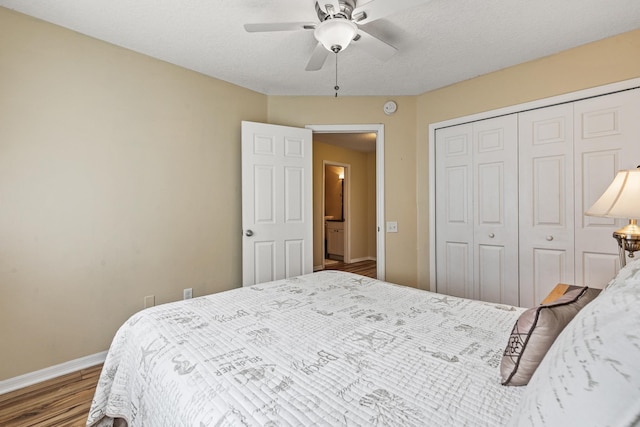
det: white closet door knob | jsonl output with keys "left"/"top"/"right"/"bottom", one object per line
{"left": 546, "top": 235, "right": 554, "bottom": 241}
{"left": 489, "top": 233, "right": 495, "bottom": 238}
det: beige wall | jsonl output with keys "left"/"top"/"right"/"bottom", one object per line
{"left": 2, "top": 4, "right": 639, "bottom": 380}
{"left": 0, "top": 8, "right": 267, "bottom": 379}
{"left": 416, "top": 29, "right": 640, "bottom": 290}
{"left": 313, "top": 143, "right": 376, "bottom": 266}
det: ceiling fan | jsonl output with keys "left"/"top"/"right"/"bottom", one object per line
{"left": 244, "top": 0, "right": 428, "bottom": 71}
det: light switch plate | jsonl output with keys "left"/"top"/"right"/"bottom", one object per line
{"left": 386, "top": 221, "right": 398, "bottom": 233}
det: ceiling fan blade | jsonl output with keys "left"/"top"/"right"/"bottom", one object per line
{"left": 353, "top": 29, "right": 397, "bottom": 61}
{"left": 305, "top": 43, "right": 331, "bottom": 71}
{"left": 244, "top": 22, "right": 316, "bottom": 32}
{"left": 316, "top": 0, "right": 341, "bottom": 15}
{"left": 352, "top": 0, "right": 429, "bottom": 25}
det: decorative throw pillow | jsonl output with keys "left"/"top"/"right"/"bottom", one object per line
{"left": 507, "top": 272, "right": 640, "bottom": 427}
{"left": 500, "top": 286, "right": 599, "bottom": 386}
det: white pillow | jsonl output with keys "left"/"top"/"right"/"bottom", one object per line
{"left": 508, "top": 269, "right": 640, "bottom": 426}
{"left": 604, "top": 258, "right": 640, "bottom": 290}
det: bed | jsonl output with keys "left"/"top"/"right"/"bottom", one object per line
{"left": 87, "top": 262, "right": 640, "bottom": 427}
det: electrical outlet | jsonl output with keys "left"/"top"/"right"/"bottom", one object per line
{"left": 183, "top": 288, "right": 193, "bottom": 300}
{"left": 144, "top": 295, "right": 155, "bottom": 308}
{"left": 386, "top": 221, "right": 398, "bottom": 233}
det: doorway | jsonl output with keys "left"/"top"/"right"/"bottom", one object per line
{"left": 307, "top": 124, "right": 385, "bottom": 281}
{"left": 323, "top": 162, "right": 348, "bottom": 265}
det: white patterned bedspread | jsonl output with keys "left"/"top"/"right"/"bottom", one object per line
{"left": 87, "top": 271, "right": 526, "bottom": 427}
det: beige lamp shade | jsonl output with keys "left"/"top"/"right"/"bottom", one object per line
{"left": 586, "top": 168, "right": 640, "bottom": 267}
{"left": 586, "top": 169, "right": 640, "bottom": 219}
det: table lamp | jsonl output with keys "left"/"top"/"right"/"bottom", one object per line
{"left": 586, "top": 167, "right": 640, "bottom": 267}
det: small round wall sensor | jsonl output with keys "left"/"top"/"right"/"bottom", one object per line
{"left": 383, "top": 100, "right": 397, "bottom": 115}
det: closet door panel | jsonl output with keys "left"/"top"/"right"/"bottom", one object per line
{"left": 477, "top": 244, "right": 505, "bottom": 303}
{"left": 473, "top": 115, "right": 519, "bottom": 305}
{"left": 575, "top": 89, "right": 640, "bottom": 287}
{"left": 435, "top": 124, "right": 474, "bottom": 299}
{"left": 477, "top": 162, "right": 504, "bottom": 225}
{"left": 532, "top": 249, "right": 566, "bottom": 292}
{"left": 518, "top": 104, "right": 574, "bottom": 307}
{"left": 442, "top": 242, "right": 471, "bottom": 297}
{"left": 578, "top": 151, "right": 621, "bottom": 286}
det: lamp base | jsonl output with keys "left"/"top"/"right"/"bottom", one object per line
{"left": 613, "top": 219, "right": 640, "bottom": 267}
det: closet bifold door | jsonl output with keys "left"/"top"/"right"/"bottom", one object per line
{"left": 435, "top": 115, "right": 519, "bottom": 305}
{"left": 574, "top": 89, "right": 640, "bottom": 288}
{"left": 435, "top": 124, "right": 474, "bottom": 299}
{"left": 518, "top": 104, "right": 575, "bottom": 308}
{"left": 472, "top": 115, "right": 519, "bottom": 306}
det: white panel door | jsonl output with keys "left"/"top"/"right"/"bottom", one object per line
{"left": 473, "top": 115, "right": 519, "bottom": 305}
{"left": 574, "top": 89, "right": 640, "bottom": 288}
{"left": 435, "top": 124, "right": 474, "bottom": 298}
{"left": 518, "top": 104, "right": 574, "bottom": 307}
{"left": 241, "top": 121, "right": 313, "bottom": 286}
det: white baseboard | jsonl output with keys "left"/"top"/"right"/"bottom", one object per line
{"left": 0, "top": 351, "right": 107, "bottom": 395}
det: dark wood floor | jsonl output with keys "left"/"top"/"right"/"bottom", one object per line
{"left": 0, "top": 261, "right": 376, "bottom": 426}
{"left": 322, "top": 259, "right": 377, "bottom": 278}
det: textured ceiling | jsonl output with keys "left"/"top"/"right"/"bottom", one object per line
{"left": 1, "top": 0, "right": 639, "bottom": 96}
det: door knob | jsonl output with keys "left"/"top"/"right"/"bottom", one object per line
{"left": 546, "top": 235, "right": 554, "bottom": 241}
{"left": 489, "top": 233, "right": 495, "bottom": 238}
{"left": 245, "top": 229, "right": 254, "bottom": 237}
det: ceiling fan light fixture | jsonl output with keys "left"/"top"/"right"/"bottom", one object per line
{"left": 314, "top": 18, "right": 357, "bottom": 53}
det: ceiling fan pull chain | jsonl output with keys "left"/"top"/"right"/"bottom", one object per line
{"left": 334, "top": 52, "right": 339, "bottom": 97}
